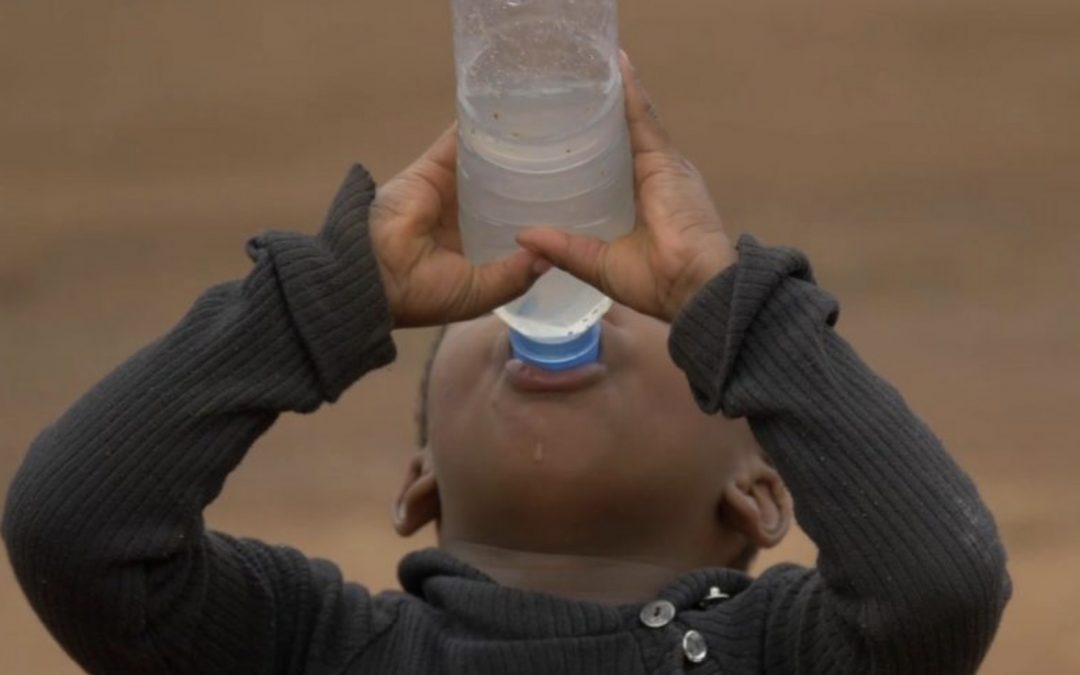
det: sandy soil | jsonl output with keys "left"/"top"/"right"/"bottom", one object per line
{"left": 2, "top": 1, "right": 1078, "bottom": 672}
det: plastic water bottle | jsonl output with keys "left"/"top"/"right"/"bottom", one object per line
{"left": 452, "top": 0, "right": 635, "bottom": 371}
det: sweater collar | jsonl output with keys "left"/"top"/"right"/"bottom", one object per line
{"left": 398, "top": 548, "right": 754, "bottom": 639}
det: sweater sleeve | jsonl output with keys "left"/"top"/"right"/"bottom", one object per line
{"left": 669, "top": 236, "right": 1011, "bottom": 675}
{"left": 2, "top": 165, "right": 397, "bottom": 674}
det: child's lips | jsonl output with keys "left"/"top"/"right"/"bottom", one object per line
{"left": 503, "top": 359, "right": 608, "bottom": 394}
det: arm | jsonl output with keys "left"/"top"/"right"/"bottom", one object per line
{"left": 2, "top": 166, "right": 398, "bottom": 674}
{"left": 670, "top": 236, "right": 1011, "bottom": 674}
{"left": 518, "top": 53, "right": 1009, "bottom": 675}
{"left": 4, "top": 122, "right": 548, "bottom": 674}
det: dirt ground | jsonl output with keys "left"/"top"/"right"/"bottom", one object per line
{"left": 2, "top": 1, "right": 1077, "bottom": 672}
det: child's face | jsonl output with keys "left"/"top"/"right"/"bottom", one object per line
{"left": 414, "top": 304, "right": 768, "bottom": 566}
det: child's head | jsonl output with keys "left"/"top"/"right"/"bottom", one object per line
{"left": 394, "top": 305, "right": 793, "bottom": 572}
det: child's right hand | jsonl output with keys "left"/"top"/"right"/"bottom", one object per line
{"left": 517, "top": 53, "right": 737, "bottom": 323}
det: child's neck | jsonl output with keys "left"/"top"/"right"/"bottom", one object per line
{"left": 441, "top": 540, "right": 689, "bottom": 605}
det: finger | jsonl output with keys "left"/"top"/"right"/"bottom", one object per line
{"left": 619, "top": 51, "right": 672, "bottom": 156}
{"left": 458, "top": 250, "right": 550, "bottom": 319}
{"left": 516, "top": 228, "right": 612, "bottom": 296}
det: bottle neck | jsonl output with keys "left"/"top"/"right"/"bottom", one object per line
{"left": 510, "top": 323, "right": 602, "bottom": 372}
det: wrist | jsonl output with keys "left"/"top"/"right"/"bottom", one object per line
{"left": 666, "top": 240, "right": 737, "bottom": 322}
{"left": 366, "top": 205, "right": 405, "bottom": 328}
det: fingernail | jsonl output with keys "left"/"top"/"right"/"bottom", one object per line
{"left": 532, "top": 259, "right": 553, "bottom": 276}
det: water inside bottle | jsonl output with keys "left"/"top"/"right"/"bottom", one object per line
{"left": 457, "top": 21, "right": 635, "bottom": 340}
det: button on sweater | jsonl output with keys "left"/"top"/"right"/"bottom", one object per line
{"left": 3, "top": 165, "right": 1010, "bottom": 674}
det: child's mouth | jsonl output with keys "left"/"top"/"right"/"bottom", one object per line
{"left": 503, "top": 359, "right": 608, "bottom": 394}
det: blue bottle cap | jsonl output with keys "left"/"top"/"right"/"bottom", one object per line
{"left": 509, "top": 323, "right": 602, "bottom": 372}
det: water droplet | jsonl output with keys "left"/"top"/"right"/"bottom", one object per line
{"left": 533, "top": 442, "right": 545, "bottom": 463}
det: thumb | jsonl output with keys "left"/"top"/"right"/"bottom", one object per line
{"left": 459, "top": 249, "right": 551, "bottom": 319}
{"left": 620, "top": 51, "right": 672, "bottom": 156}
{"left": 516, "top": 228, "right": 612, "bottom": 296}
{"left": 411, "top": 122, "right": 458, "bottom": 175}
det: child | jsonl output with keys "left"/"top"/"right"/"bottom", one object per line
{"left": 3, "top": 55, "right": 1009, "bottom": 674}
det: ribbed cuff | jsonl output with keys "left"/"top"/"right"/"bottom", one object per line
{"left": 249, "top": 165, "right": 396, "bottom": 402}
{"left": 669, "top": 235, "right": 833, "bottom": 415}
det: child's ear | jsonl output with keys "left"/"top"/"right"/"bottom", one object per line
{"left": 392, "top": 449, "right": 441, "bottom": 537}
{"left": 720, "top": 456, "right": 793, "bottom": 549}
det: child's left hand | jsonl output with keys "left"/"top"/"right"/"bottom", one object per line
{"left": 516, "top": 53, "right": 736, "bottom": 323}
{"left": 369, "top": 125, "right": 548, "bottom": 328}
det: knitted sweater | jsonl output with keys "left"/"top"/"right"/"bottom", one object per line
{"left": 3, "top": 165, "right": 1009, "bottom": 674}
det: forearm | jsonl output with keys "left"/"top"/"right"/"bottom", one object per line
{"left": 2, "top": 165, "right": 394, "bottom": 670}
{"left": 671, "top": 236, "right": 1010, "bottom": 673}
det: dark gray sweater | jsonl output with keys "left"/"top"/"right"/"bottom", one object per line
{"left": 3, "top": 166, "right": 1009, "bottom": 674}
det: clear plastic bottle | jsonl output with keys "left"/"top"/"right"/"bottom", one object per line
{"left": 452, "top": 0, "right": 635, "bottom": 371}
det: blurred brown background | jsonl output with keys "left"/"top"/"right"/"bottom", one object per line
{"left": 2, "top": 1, "right": 1077, "bottom": 672}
